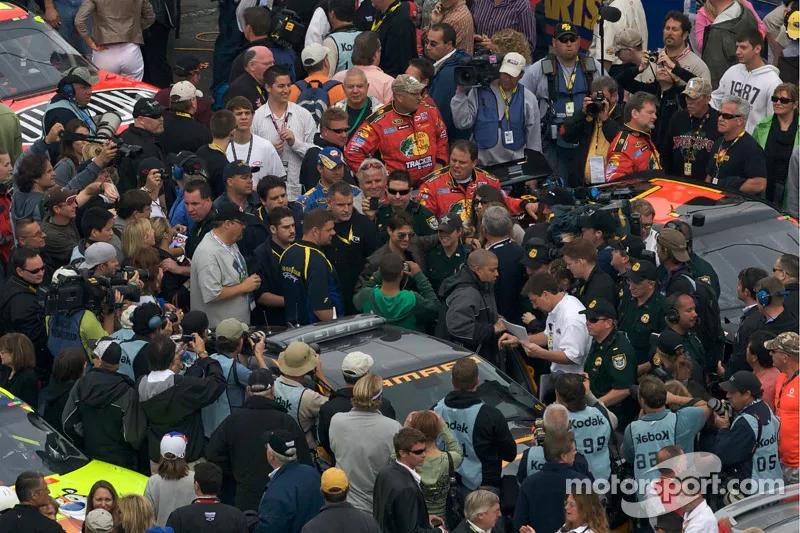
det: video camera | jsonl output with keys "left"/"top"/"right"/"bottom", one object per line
{"left": 454, "top": 54, "right": 502, "bottom": 88}
{"left": 62, "top": 112, "right": 143, "bottom": 160}
{"left": 45, "top": 267, "right": 142, "bottom": 318}
{"left": 269, "top": 8, "right": 306, "bottom": 51}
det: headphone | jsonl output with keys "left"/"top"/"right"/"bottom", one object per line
{"left": 148, "top": 314, "right": 164, "bottom": 331}
{"left": 665, "top": 304, "right": 680, "bottom": 323}
{"left": 62, "top": 83, "right": 75, "bottom": 98}
{"left": 756, "top": 288, "right": 786, "bottom": 307}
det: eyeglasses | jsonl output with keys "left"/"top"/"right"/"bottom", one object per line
{"left": 771, "top": 96, "right": 795, "bottom": 104}
{"left": 558, "top": 35, "right": 578, "bottom": 43}
{"left": 409, "top": 448, "right": 426, "bottom": 455}
{"left": 719, "top": 112, "right": 742, "bottom": 120}
{"left": 773, "top": 267, "right": 784, "bottom": 273}
{"left": 23, "top": 266, "right": 45, "bottom": 274}
{"left": 474, "top": 198, "right": 485, "bottom": 205}
{"left": 326, "top": 127, "right": 349, "bottom": 134}
{"left": 387, "top": 187, "right": 410, "bottom": 196}
{"left": 395, "top": 231, "right": 414, "bottom": 240}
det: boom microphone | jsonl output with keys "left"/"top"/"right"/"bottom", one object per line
{"left": 600, "top": 5, "right": 622, "bottom": 22}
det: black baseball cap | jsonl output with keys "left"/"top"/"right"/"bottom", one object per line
{"left": 214, "top": 201, "right": 248, "bottom": 223}
{"left": 521, "top": 238, "right": 553, "bottom": 268}
{"left": 657, "top": 329, "right": 685, "bottom": 357}
{"left": 720, "top": 370, "right": 763, "bottom": 397}
{"left": 133, "top": 98, "right": 164, "bottom": 118}
{"left": 579, "top": 210, "right": 616, "bottom": 235}
{"left": 539, "top": 187, "right": 574, "bottom": 206}
{"left": 610, "top": 235, "right": 646, "bottom": 260}
{"left": 248, "top": 368, "right": 275, "bottom": 392}
{"left": 174, "top": 55, "right": 208, "bottom": 77}
{"left": 554, "top": 22, "right": 579, "bottom": 38}
{"left": 137, "top": 157, "right": 163, "bottom": 177}
{"left": 580, "top": 298, "right": 617, "bottom": 320}
{"left": 181, "top": 310, "right": 209, "bottom": 337}
{"left": 626, "top": 259, "right": 658, "bottom": 283}
{"left": 91, "top": 337, "right": 122, "bottom": 365}
{"left": 266, "top": 429, "right": 298, "bottom": 456}
{"left": 223, "top": 160, "right": 259, "bottom": 180}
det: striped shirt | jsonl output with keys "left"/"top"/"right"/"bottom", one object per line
{"left": 470, "top": 0, "right": 537, "bottom": 53}
{"left": 440, "top": 0, "right": 475, "bottom": 54}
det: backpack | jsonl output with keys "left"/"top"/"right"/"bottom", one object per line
{"left": 294, "top": 79, "right": 341, "bottom": 124}
{"left": 680, "top": 273, "right": 725, "bottom": 370}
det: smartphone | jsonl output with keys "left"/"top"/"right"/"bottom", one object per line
{"left": 369, "top": 197, "right": 380, "bottom": 210}
{"left": 181, "top": 334, "right": 195, "bottom": 343}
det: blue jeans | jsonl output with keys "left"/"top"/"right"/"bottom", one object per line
{"left": 54, "top": 0, "right": 89, "bottom": 56}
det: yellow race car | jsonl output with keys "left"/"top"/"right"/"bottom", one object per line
{"left": 0, "top": 387, "right": 147, "bottom": 532}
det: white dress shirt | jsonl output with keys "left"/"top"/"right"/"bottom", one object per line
{"left": 681, "top": 499, "right": 717, "bottom": 533}
{"left": 546, "top": 294, "right": 592, "bottom": 374}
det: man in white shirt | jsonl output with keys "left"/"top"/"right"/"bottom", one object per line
{"left": 225, "top": 96, "right": 286, "bottom": 188}
{"left": 500, "top": 271, "right": 591, "bottom": 378}
{"left": 252, "top": 65, "right": 317, "bottom": 200}
{"left": 589, "top": 0, "right": 648, "bottom": 70}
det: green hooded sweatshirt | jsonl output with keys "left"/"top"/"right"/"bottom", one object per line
{"left": 354, "top": 272, "right": 440, "bottom": 331}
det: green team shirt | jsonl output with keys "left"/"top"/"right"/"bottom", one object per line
{"left": 424, "top": 242, "right": 468, "bottom": 294}
{"left": 617, "top": 290, "right": 666, "bottom": 365}
{"left": 585, "top": 330, "right": 637, "bottom": 398}
{"left": 376, "top": 202, "right": 438, "bottom": 241}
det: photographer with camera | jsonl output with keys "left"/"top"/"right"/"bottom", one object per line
{"left": 43, "top": 68, "right": 99, "bottom": 136}
{"left": 117, "top": 301, "right": 176, "bottom": 381}
{"left": 118, "top": 98, "right": 166, "bottom": 194}
{"left": 560, "top": 76, "right": 623, "bottom": 186}
{"left": 450, "top": 52, "right": 542, "bottom": 167}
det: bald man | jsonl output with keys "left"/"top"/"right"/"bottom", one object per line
{"left": 438, "top": 249, "right": 505, "bottom": 362}
{"left": 226, "top": 46, "right": 274, "bottom": 109}
{"left": 334, "top": 67, "right": 383, "bottom": 138}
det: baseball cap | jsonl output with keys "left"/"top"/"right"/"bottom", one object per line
{"left": 174, "top": 54, "right": 208, "bottom": 77}
{"left": 656, "top": 228, "right": 691, "bottom": 262}
{"left": 43, "top": 187, "right": 77, "bottom": 211}
{"left": 682, "top": 77, "right": 712, "bottom": 99}
{"left": 132, "top": 302, "right": 163, "bottom": 335}
{"left": 160, "top": 432, "right": 188, "bottom": 459}
{"left": 138, "top": 157, "right": 164, "bottom": 177}
{"left": 392, "top": 74, "right": 425, "bottom": 95}
{"left": 91, "top": 337, "right": 122, "bottom": 365}
{"left": 248, "top": 368, "right": 275, "bottom": 392}
{"left": 170, "top": 80, "right": 197, "bottom": 103}
{"left": 78, "top": 242, "right": 117, "bottom": 270}
{"left": 84, "top": 509, "right": 115, "bottom": 533}
{"left": 278, "top": 341, "right": 318, "bottom": 376}
{"left": 580, "top": 298, "right": 617, "bottom": 320}
{"left": 765, "top": 331, "right": 800, "bottom": 357}
{"left": 61, "top": 66, "right": 99, "bottom": 86}
{"left": 437, "top": 214, "right": 463, "bottom": 233}
{"left": 223, "top": 160, "right": 258, "bottom": 180}
{"left": 341, "top": 351, "right": 374, "bottom": 378}
{"left": 626, "top": 259, "right": 657, "bottom": 282}
{"left": 610, "top": 236, "right": 646, "bottom": 261}
{"left": 133, "top": 98, "right": 164, "bottom": 118}
{"left": 266, "top": 429, "right": 298, "bottom": 456}
{"left": 720, "top": 370, "right": 763, "bottom": 397}
{"left": 657, "top": 329, "right": 685, "bottom": 357}
{"left": 499, "top": 52, "right": 526, "bottom": 77}
{"left": 788, "top": 10, "right": 800, "bottom": 40}
{"left": 579, "top": 210, "right": 616, "bottom": 235}
{"left": 216, "top": 318, "right": 248, "bottom": 340}
{"left": 214, "top": 201, "right": 248, "bottom": 224}
{"left": 318, "top": 147, "right": 344, "bottom": 169}
{"left": 181, "top": 310, "right": 209, "bottom": 337}
{"left": 539, "top": 187, "right": 574, "bottom": 206}
{"left": 554, "top": 22, "right": 578, "bottom": 38}
{"left": 613, "top": 28, "right": 643, "bottom": 52}
{"left": 301, "top": 43, "right": 329, "bottom": 67}
{"left": 321, "top": 467, "right": 349, "bottom": 494}
{"left": 521, "top": 238, "right": 553, "bottom": 268}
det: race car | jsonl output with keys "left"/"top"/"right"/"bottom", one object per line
{"left": 263, "top": 315, "right": 546, "bottom": 469}
{"left": 0, "top": 1, "right": 157, "bottom": 144}
{"left": 0, "top": 387, "right": 147, "bottom": 532}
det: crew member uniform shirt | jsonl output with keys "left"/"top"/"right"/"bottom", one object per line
{"left": 705, "top": 132, "right": 766, "bottom": 191}
{"left": 545, "top": 294, "right": 592, "bottom": 374}
{"left": 662, "top": 108, "right": 720, "bottom": 180}
{"left": 225, "top": 133, "right": 287, "bottom": 187}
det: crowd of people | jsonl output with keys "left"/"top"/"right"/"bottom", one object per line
{"left": 0, "top": 0, "right": 798, "bottom": 531}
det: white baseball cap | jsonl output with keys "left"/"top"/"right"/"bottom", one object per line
{"left": 341, "top": 351, "right": 374, "bottom": 378}
{"left": 170, "top": 80, "right": 198, "bottom": 102}
{"left": 301, "top": 43, "right": 329, "bottom": 67}
{"left": 160, "top": 432, "right": 188, "bottom": 459}
{"left": 499, "top": 52, "right": 526, "bottom": 77}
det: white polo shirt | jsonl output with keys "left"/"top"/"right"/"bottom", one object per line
{"left": 681, "top": 499, "right": 717, "bottom": 533}
{"left": 545, "top": 294, "right": 592, "bottom": 374}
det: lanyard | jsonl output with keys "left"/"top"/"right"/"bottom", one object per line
{"left": 713, "top": 130, "right": 745, "bottom": 178}
{"left": 175, "top": 112, "right": 192, "bottom": 118}
{"left": 777, "top": 370, "right": 799, "bottom": 410}
{"left": 347, "top": 103, "right": 370, "bottom": 135}
{"left": 499, "top": 85, "right": 516, "bottom": 123}
{"left": 231, "top": 137, "right": 254, "bottom": 164}
{"left": 336, "top": 224, "right": 355, "bottom": 245}
{"left": 562, "top": 64, "right": 577, "bottom": 92}
{"left": 270, "top": 111, "right": 292, "bottom": 133}
{"left": 211, "top": 231, "right": 247, "bottom": 281}
{"left": 256, "top": 85, "right": 265, "bottom": 102}
{"left": 371, "top": 1, "right": 400, "bottom": 31}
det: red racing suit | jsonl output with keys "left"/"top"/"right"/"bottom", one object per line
{"left": 605, "top": 126, "right": 662, "bottom": 182}
{"left": 344, "top": 101, "right": 449, "bottom": 185}
{"left": 417, "top": 166, "right": 534, "bottom": 221}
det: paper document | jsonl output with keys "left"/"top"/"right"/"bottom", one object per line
{"left": 501, "top": 319, "right": 529, "bottom": 342}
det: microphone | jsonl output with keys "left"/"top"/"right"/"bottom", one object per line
{"left": 600, "top": 5, "right": 622, "bottom": 22}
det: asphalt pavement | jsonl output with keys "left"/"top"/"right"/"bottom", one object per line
{"left": 173, "top": 0, "right": 219, "bottom": 93}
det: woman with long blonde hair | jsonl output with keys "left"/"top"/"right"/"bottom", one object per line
{"left": 117, "top": 494, "right": 155, "bottom": 533}
{"left": 122, "top": 218, "right": 155, "bottom": 261}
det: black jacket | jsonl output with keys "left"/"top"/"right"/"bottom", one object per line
{"left": 62, "top": 367, "right": 144, "bottom": 469}
{"left": 374, "top": 1, "right": 417, "bottom": 77}
{"left": 0, "top": 275, "right": 49, "bottom": 376}
{"left": 0, "top": 365, "right": 38, "bottom": 407}
{"left": 300, "top": 501, "right": 381, "bottom": 533}
{"left": 118, "top": 125, "right": 165, "bottom": 193}
{"left": 487, "top": 238, "right": 527, "bottom": 324}
{"left": 574, "top": 265, "right": 618, "bottom": 307}
{"left": 166, "top": 499, "right": 249, "bottom": 533}
{"left": 727, "top": 305, "right": 763, "bottom": 377}
{"left": 225, "top": 72, "right": 267, "bottom": 110}
{"left": 513, "top": 462, "right": 591, "bottom": 533}
{"left": 206, "top": 395, "right": 312, "bottom": 511}
{"left": 784, "top": 282, "right": 799, "bottom": 321}
{"left": 439, "top": 390, "right": 517, "bottom": 488}
{"left": 0, "top": 504, "right": 65, "bottom": 532}
{"left": 161, "top": 112, "right": 212, "bottom": 157}
{"left": 138, "top": 357, "right": 226, "bottom": 462}
{"left": 438, "top": 267, "right": 498, "bottom": 361}
{"left": 37, "top": 378, "right": 77, "bottom": 433}
{"left": 317, "top": 387, "right": 396, "bottom": 458}
{"left": 372, "top": 461, "right": 444, "bottom": 533}
{"left": 560, "top": 105, "right": 623, "bottom": 186}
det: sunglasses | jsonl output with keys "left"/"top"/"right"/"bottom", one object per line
{"left": 359, "top": 161, "right": 384, "bottom": 171}
{"left": 326, "top": 127, "right": 349, "bottom": 134}
{"left": 587, "top": 317, "right": 609, "bottom": 323}
{"left": 774, "top": 267, "right": 784, "bottom": 273}
{"left": 396, "top": 232, "right": 414, "bottom": 240}
{"left": 474, "top": 198, "right": 485, "bottom": 205}
{"left": 771, "top": 96, "right": 795, "bottom": 104}
{"left": 387, "top": 187, "right": 410, "bottom": 196}
{"left": 23, "top": 266, "right": 45, "bottom": 274}
{"left": 719, "top": 112, "right": 742, "bottom": 120}
{"left": 558, "top": 35, "right": 578, "bottom": 43}
{"left": 409, "top": 448, "right": 426, "bottom": 455}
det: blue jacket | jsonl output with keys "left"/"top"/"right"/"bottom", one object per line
{"left": 428, "top": 49, "right": 471, "bottom": 142}
{"left": 256, "top": 462, "right": 323, "bottom": 533}
{"left": 513, "top": 462, "right": 590, "bottom": 533}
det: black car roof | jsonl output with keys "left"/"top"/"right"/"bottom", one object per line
{"left": 264, "top": 316, "right": 473, "bottom": 388}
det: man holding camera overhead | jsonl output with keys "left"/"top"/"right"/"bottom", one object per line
{"left": 451, "top": 52, "right": 542, "bottom": 167}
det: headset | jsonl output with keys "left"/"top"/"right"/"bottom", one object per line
{"left": 665, "top": 304, "right": 680, "bottom": 324}
{"left": 148, "top": 314, "right": 164, "bottom": 331}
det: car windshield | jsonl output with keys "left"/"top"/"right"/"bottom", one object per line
{"left": 0, "top": 20, "right": 94, "bottom": 99}
{"left": 0, "top": 392, "right": 89, "bottom": 485}
{"left": 381, "top": 356, "right": 541, "bottom": 423}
